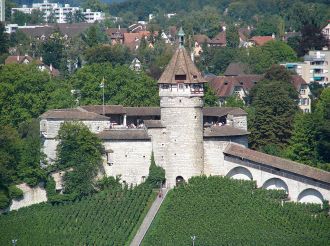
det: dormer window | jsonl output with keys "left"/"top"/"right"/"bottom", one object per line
{"left": 193, "top": 75, "right": 197, "bottom": 79}
{"left": 224, "top": 81, "right": 228, "bottom": 85}
{"left": 175, "top": 74, "right": 186, "bottom": 80}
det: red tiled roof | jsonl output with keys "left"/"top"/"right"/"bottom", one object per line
{"left": 5, "top": 55, "right": 34, "bottom": 64}
{"left": 291, "top": 75, "right": 307, "bottom": 90}
{"left": 249, "top": 36, "right": 273, "bottom": 46}
{"left": 207, "top": 75, "right": 263, "bottom": 97}
{"left": 208, "top": 32, "right": 226, "bottom": 45}
{"left": 81, "top": 105, "right": 126, "bottom": 115}
{"left": 193, "top": 34, "right": 210, "bottom": 44}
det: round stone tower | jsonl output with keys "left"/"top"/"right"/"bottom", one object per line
{"left": 158, "top": 28, "right": 206, "bottom": 187}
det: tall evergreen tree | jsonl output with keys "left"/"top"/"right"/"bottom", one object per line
{"left": 226, "top": 25, "right": 239, "bottom": 48}
{"left": 249, "top": 66, "right": 299, "bottom": 150}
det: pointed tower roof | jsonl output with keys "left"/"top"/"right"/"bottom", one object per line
{"left": 158, "top": 48, "right": 207, "bottom": 84}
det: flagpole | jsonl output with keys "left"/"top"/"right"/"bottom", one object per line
{"left": 102, "top": 77, "right": 105, "bottom": 116}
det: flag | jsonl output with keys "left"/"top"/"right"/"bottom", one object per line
{"left": 100, "top": 77, "right": 105, "bottom": 88}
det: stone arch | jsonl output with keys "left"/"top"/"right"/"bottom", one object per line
{"left": 176, "top": 176, "right": 185, "bottom": 186}
{"left": 226, "top": 166, "right": 253, "bottom": 181}
{"left": 298, "top": 188, "right": 324, "bottom": 204}
{"left": 262, "top": 178, "right": 289, "bottom": 193}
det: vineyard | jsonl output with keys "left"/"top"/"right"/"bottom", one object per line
{"left": 0, "top": 184, "right": 154, "bottom": 245}
{"left": 143, "top": 176, "right": 330, "bottom": 245}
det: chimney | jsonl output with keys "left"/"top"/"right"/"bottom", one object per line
{"left": 40, "top": 56, "right": 43, "bottom": 62}
{"left": 17, "top": 55, "right": 20, "bottom": 62}
{"left": 272, "top": 33, "right": 275, "bottom": 39}
{"left": 50, "top": 64, "right": 53, "bottom": 71}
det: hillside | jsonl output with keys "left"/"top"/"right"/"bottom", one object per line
{"left": 0, "top": 184, "right": 154, "bottom": 245}
{"left": 143, "top": 176, "right": 330, "bottom": 245}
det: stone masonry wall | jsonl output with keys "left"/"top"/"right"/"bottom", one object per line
{"left": 147, "top": 128, "right": 167, "bottom": 169}
{"left": 203, "top": 136, "right": 248, "bottom": 176}
{"left": 161, "top": 96, "right": 204, "bottom": 187}
{"left": 10, "top": 183, "right": 47, "bottom": 211}
{"left": 102, "top": 140, "right": 152, "bottom": 185}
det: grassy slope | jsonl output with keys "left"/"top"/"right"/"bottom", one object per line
{"left": 0, "top": 184, "right": 153, "bottom": 245}
{"left": 143, "top": 176, "right": 330, "bottom": 246}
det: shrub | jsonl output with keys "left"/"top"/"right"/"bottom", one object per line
{"left": 146, "top": 152, "right": 165, "bottom": 188}
{"left": 9, "top": 185, "right": 23, "bottom": 199}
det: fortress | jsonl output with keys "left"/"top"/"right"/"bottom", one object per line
{"left": 39, "top": 35, "right": 330, "bottom": 205}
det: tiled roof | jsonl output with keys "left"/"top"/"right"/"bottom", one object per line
{"left": 202, "top": 107, "right": 247, "bottom": 116}
{"left": 20, "top": 23, "right": 93, "bottom": 38}
{"left": 5, "top": 55, "right": 34, "bottom": 64}
{"left": 207, "top": 75, "right": 263, "bottom": 97}
{"left": 158, "top": 48, "right": 207, "bottom": 84}
{"left": 193, "top": 34, "right": 210, "bottom": 44}
{"left": 98, "top": 129, "right": 150, "bottom": 140}
{"left": 106, "top": 27, "right": 127, "bottom": 36}
{"left": 208, "top": 32, "right": 226, "bottom": 45}
{"left": 40, "top": 108, "right": 109, "bottom": 120}
{"left": 81, "top": 105, "right": 126, "bottom": 115}
{"left": 204, "top": 125, "right": 249, "bottom": 137}
{"left": 224, "top": 63, "right": 250, "bottom": 76}
{"left": 224, "top": 144, "right": 330, "bottom": 185}
{"left": 249, "top": 36, "right": 273, "bottom": 46}
{"left": 291, "top": 75, "right": 307, "bottom": 90}
{"left": 125, "top": 107, "right": 160, "bottom": 116}
{"left": 144, "top": 120, "right": 164, "bottom": 128}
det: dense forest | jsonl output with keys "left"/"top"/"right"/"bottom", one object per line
{"left": 143, "top": 176, "right": 330, "bottom": 245}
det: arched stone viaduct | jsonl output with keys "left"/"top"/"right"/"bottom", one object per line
{"left": 222, "top": 144, "right": 330, "bottom": 204}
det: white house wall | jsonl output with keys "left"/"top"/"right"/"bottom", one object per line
{"left": 102, "top": 140, "right": 152, "bottom": 185}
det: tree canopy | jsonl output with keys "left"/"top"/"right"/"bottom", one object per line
{"left": 69, "top": 63, "right": 159, "bottom": 106}
{"left": 56, "top": 122, "right": 104, "bottom": 198}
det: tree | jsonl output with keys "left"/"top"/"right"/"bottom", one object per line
{"left": 0, "top": 22, "right": 9, "bottom": 55}
{"left": 225, "top": 95, "right": 245, "bottom": 107}
{"left": 12, "top": 11, "right": 31, "bottom": 26}
{"left": 65, "top": 11, "right": 74, "bottom": 24}
{"left": 249, "top": 66, "right": 299, "bottom": 150}
{"left": 69, "top": 63, "right": 159, "bottom": 106}
{"left": 30, "top": 9, "right": 44, "bottom": 24}
{"left": 286, "top": 113, "right": 319, "bottom": 166}
{"left": 298, "top": 21, "right": 327, "bottom": 56}
{"left": 84, "top": 44, "right": 132, "bottom": 66}
{"left": 40, "top": 33, "right": 65, "bottom": 69}
{"left": 248, "top": 41, "right": 297, "bottom": 74}
{"left": 204, "top": 84, "right": 219, "bottom": 107}
{"left": 56, "top": 122, "right": 104, "bottom": 198}
{"left": 73, "top": 9, "right": 86, "bottom": 23}
{"left": 146, "top": 152, "right": 165, "bottom": 188}
{"left": 314, "top": 88, "right": 330, "bottom": 166}
{"left": 226, "top": 25, "right": 239, "bottom": 48}
{"left": 81, "top": 24, "right": 108, "bottom": 47}
{"left": 17, "top": 119, "right": 47, "bottom": 186}
{"left": 251, "top": 17, "right": 278, "bottom": 36}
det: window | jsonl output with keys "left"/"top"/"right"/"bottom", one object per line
{"left": 179, "top": 84, "right": 184, "bottom": 90}
{"left": 300, "top": 89, "right": 306, "bottom": 95}
{"left": 175, "top": 75, "right": 186, "bottom": 80}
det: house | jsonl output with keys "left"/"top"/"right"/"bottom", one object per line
{"left": 128, "top": 23, "right": 147, "bottom": 33}
{"left": 281, "top": 50, "right": 330, "bottom": 85}
{"left": 130, "top": 58, "right": 142, "bottom": 71}
{"left": 5, "top": 55, "right": 60, "bottom": 76}
{"left": 193, "top": 34, "right": 210, "bottom": 57}
{"left": 248, "top": 34, "right": 275, "bottom": 46}
{"left": 208, "top": 32, "right": 226, "bottom": 47}
{"left": 322, "top": 20, "right": 330, "bottom": 47}
{"left": 106, "top": 27, "right": 127, "bottom": 45}
{"left": 207, "top": 63, "right": 312, "bottom": 112}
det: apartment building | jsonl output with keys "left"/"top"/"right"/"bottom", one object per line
{"left": 282, "top": 50, "right": 330, "bottom": 86}
{"left": 0, "top": 0, "right": 5, "bottom": 22}
{"left": 11, "top": 0, "right": 104, "bottom": 23}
